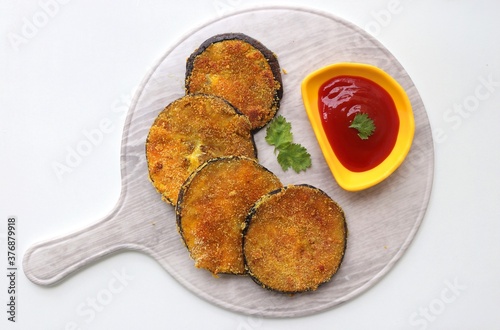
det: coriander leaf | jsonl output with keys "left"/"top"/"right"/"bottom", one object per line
{"left": 265, "top": 115, "right": 312, "bottom": 173}
{"left": 349, "top": 113, "right": 376, "bottom": 140}
{"left": 265, "top": 115, "right": 293, "bottom": 151}
{"left": 277, "top": 143, "right": 312, "bottom": 173}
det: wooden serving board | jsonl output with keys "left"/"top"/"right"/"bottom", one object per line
{"left": 23, "top": 7, "right": 434, "bottom": 317}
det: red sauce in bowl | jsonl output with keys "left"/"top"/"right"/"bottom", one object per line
{"left": 318, "top": 75, "right": 400, "bottom": 172}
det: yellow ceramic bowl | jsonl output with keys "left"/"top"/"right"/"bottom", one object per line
{"left": 301, "top": 62, "right": 415, "bottom": 191}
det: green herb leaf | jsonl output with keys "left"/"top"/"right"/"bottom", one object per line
{"left": 277, "top": 143, "right": 312, "bottom": 173}
{"left": 265, "top": 115, "right": 312, "bottom": 173}
{"left": 349, "top": 113, "right": 376, "bottom": 140}
{"left": 265, "top": 115, "right": 293, "bottom": 151}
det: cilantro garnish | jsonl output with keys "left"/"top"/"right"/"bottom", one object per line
{"left": 277, "top": 143, "right": 312, "bottom": 173}
{"left": 349, "top": 113, "right": 376, "bottom": 140}
{"left": 265, "top": 115, "right": 312, "bottom": 173}
{"left": 265, "top": 115, "right": 293, "bottom": 150}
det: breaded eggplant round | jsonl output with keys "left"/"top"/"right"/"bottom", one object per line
{"left": 176, "top": 156, "right": 283, "bottom": 275}
{"left": 243, "top": 184, "right": 347, "bottom": 293}
{"left": 146, "top": 94, "right": 256, "bottom": 205}
{"left": 185, "top": 33, "right": 283, "bottom": 131}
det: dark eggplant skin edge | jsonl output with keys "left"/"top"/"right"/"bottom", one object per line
{"left": 185, "top": 33, "right": 284, "bottom": 132}
{"left": 242, "top": 184, "right": 348, "bottom": 294}
{"left": 175, "top": 155, "right": 279, "bottom": 276}
{"left": 145, "top": 93, "right": 258, "bottom": 206}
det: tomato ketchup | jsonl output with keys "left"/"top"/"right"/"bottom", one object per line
{"left": 318, "top": 75, "right": 400, "bottom": 172}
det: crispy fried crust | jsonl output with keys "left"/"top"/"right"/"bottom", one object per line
{"left": 146, "top": 94, "right": 256, "bottom": 205}
{"left": 176, "top": 156, "right": 283, "bottom": 275}
{"left": 185, "top": 33, "right": 283, "bottom": 131}
{"left": 243, "top": 185, "right": 347, "bottom": 293}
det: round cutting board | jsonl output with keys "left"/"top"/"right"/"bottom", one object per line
{"left": 23, "top": 7, "right": 434, "bottom": 317}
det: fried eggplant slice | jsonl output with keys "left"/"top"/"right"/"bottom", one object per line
{"left": 146, "top": 94, "right": 256, "bottom": 205}
{"left": 185, "top": 33, "right": 283, "bottom": 131}
{"left": 176, "top": 156, "right": 283, "bottom": 275}
{"left": 243, "top": 184, "right": 347, "bottom": 293}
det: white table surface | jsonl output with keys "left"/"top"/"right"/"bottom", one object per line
{"left": 1, "top": 1, "right": 499, "bottom": 329}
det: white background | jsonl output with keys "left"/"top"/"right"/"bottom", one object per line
{"left": 1, "top": 0, "right": 499, "bottom": 329}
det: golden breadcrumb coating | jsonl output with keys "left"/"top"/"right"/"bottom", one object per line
{"left": 243, "top": 185, "right": 347, "bottom": 293}
{"left": 186, "top": 37, "right": 281, "bottom": 131}
{"left": 177, "top": 156, "right": 283, "bottom": 275}
{"left": 146, "top": 94, "right": 256, "bottom": 205}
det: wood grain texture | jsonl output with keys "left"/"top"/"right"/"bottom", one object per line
{"left": 23, "top": 7, "right": 434, "bottom": 317}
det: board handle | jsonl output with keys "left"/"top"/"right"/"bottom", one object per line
{"left": 23, "top": 207, "right": 130, "bottom": 286}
